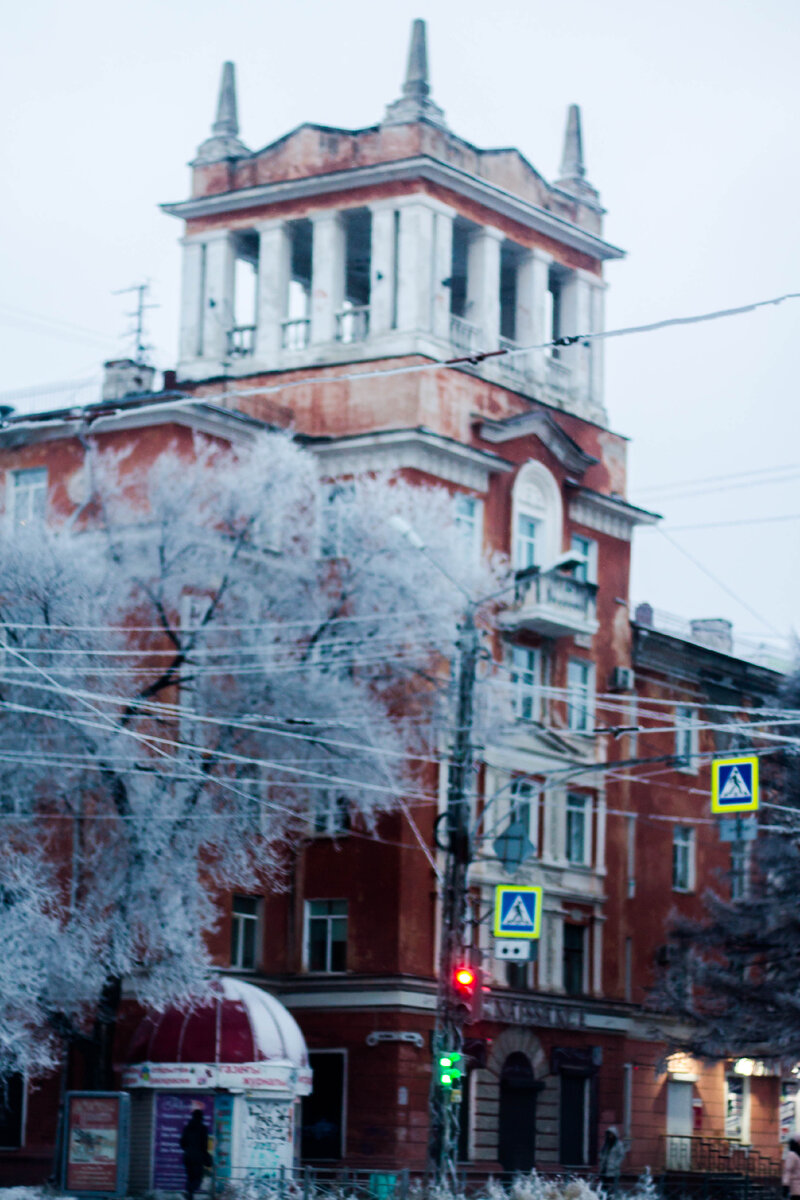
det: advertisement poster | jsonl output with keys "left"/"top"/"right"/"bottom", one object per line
{"left": 243, "top": 1098, "right": 292, "bottom": 1175}
{"left": 781, "top": 1082, "right": 799, "bottom": 1141}
{"left": 214, "top": 1095, "right": 234, "bottom": 1183}
{"left": 153, "top": 1094, "right": 215, "bottom": 1192}
{"left": 65, "top": 1095, "right": 121, "bottom": 1192}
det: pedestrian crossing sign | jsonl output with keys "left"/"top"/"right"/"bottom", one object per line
{"left": 493, "top": 886, "right": 542, "bottom": 939}
{"left": 711, "top": 755, "right": 759, "bottom": 814}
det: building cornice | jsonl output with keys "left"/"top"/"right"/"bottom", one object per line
{"left": 163, "top": 156, "right": 625, "bottom": 263}
{"left": 478, "top": 410, "right": 597, "bottom": 476}
{"left": 568, "top": 484, "right": 661, "bottom": 542}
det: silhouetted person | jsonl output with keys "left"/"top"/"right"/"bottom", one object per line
{"left": 180, "top": 1109, "right": 210, "bottom": 1200}
{"left": 598, "top": 1126, "right": 627, "bottom": 1195}
{"left": 783, "top": 1137, "right": 800, "bottom": 1198}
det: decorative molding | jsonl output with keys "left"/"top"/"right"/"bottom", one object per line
{"left": 365, "top": 1031, "right": 424, "bottom": 1048}
{"left": 310, "top": 428, "right": 512, "bottom": 491}
{"left": 162, "top": 155, "right": 624, "bottom": 263}
{"left": 569, "top": 489, "right": 660, "bottom": 542}
{"left": 479, "top": 411, "right": 597, "bottom": 476}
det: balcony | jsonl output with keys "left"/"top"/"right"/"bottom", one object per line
{"left": 227, "top": 324, "right": 256, "bottom": 357}
{"left": 335, "top": 305, "right": 370, "bottom": 344}
{"left": 450, "top": 314, "right": 482, "bottom": 357}
{"left": 500, "top": 568, "right": 598, "bottom": 638}
{"left": 281, "top": 318, "right": 311, "bottom": 350}
{"left": 498, "top": 336, "right": 530, "bottom": 383}
{"left": 546, "top": 355, "right": 571, "bottom": 396}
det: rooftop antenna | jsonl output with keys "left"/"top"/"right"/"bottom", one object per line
{"left": 113, "top": 281, "right": 159, "bottom": 363}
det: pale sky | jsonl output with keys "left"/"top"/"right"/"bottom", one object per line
{"left": 1, "top": 0, "right": 798, "bottom": 648}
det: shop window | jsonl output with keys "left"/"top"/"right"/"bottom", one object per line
{"left": 8, "top": 467, "right": 47, "bottom": 530}
{"left": 306, "top": 900, "right": 348, "bottom": 972}
{"left": 231, "top": 896, "right": 260, "bottom": 969}
{"left": 0, "top": 1075, "right": 24, "bottom": 1148}
{"left": 563, "top": 923, "right": 586, "bottom": 995}
{"left": 302, "top": 1051, "right": 346, "bottom": 1160}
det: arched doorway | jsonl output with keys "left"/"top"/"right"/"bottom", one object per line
{"left": 498, "top": 1051, "right": 541, "bottom": 1173}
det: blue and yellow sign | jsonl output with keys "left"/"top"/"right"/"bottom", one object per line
{"left": 493, "top": 886, "right": 542, "bottom": 939}
{"left": 711, "top": 755, "right": 759, "bottom": 814}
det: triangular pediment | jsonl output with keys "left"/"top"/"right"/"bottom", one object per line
{"left": 477, "top": 410, "right": 597, "bottom": 476}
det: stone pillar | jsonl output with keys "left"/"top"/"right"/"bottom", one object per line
{"left": 515, "top": 247, "right": 552, "bottom": 382}
{"left": 549, "top": 911, "right": 565, "bottom": 994}
{"left": 310, "top": 211, "right": 346, "bottom": 344}
{"left": 178, "top": 238, "right": 206, "bottom": 362}
{"left": 431, "top": 208, "right": 454, "bottom": 341}
{"left": 369, "top": 204, "right": 397, "bottom": 335}
{"left": 202, "top": 232, "right": 236, "bottom": 364}
{"left": 588, "top": 277, "right": 607, "bottom": 414}
{"left": 592, "top": 913, "right": 605, "bottom": 996}
{"left": 466, "top": 226, "right": 503, "bottom": 349}
{"left": 558, "top": 269, "right": 594, "bottom": 406}
{"left": 595, "top": 791, "right": 607, "bottom": 873}
{"left": 396, "top": 201, "right": 435, "bottom": 333}
{"left": 255, "top": 220, "right": 292, "bottom": 362}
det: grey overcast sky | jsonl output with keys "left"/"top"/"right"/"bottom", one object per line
{"left": 1, "top": 0, "right": 798, "bottom": 647}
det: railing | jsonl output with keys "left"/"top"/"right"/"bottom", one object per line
{"left": 661, "top": 1134, "right": 782, "bottom": 1179}
{"left": 227, "top": 324, "right": 256, "bottom": 357}
{"left": 498, "top": 336, "right": 529, "bottom": 381}
{"left": 336, "top": 305, "right": 370, "bottom": 344}
{"left": 450, "top": 313, "right": 482, "bottom": 356}
{"left": 514, "top": 569, "right": 597, "bottom": 621}
{"left": 546, "top": 356, "right": 571, "bottom": 393}
{"left": 282, "top": 318, "right": 311, "bottom": 350}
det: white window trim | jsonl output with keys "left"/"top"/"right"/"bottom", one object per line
{"left": 567, "top": 658, "right": 595, "bottom": 733}
{"left": 672, "top": 825, "right": 696, "bottom": 893}
{"left": 303, "top": 899, "right": 348, "bottom": 974}
{"left": 675, "top": 704, "right": 699, "bottom": 775}
{"left": 570, "top": 533, "right": 598, "bottom": 585}
{"left": 511, "top": 461, "right": 562, "bottom": 571}
{"left": 454, "top": 493, "right": 484, "bottom": 565}
{"left": 230, "top": 895, "right": 261, "bottom": 971}
{"left": 565, "top": 792, "right": 592, "bottom": 867}
{"left": 510, "top": 644, "right": 542, "bottom": 723}
{"left": 508, "top": 776, "right": 539, "bottom": 858}
{"left": 310, "top": 790, "right": 350, "bottom": 838}
{"left": 6, "top": 467, "right": 48, "bottom": 531}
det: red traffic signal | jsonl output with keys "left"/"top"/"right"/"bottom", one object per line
{"left": 452, "top": 961, "right": 482, "bottom": 1021}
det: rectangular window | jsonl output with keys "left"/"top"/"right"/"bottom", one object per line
{"left": 626, "top": 814, "right": 636, "bottom": 898}
{"left": 624, "top": 937, "right": 633, "bottom": 1001}
{"left": 510, "top": 645, "right": 540, "bottom": 721}
{"left": 506, "top": 960, "right": 529, "bottom": 989}
{"left": 454, "top": 494, "right": 484, "bottom": 564}
{"left": 563, "top": 923, "right": 585, "bottom": 995}
{"left": 675, "top": 704, "right": 698, "bottom": 773}
{"left": 320, "top": 483, "right": 355, "bottom": 558}
{"left": 312, "top": 791, "right": 350, "bottom": 838}
{"left": 8, "top": 468, "right": 47, "bottom": 530}
{"left": 515, "top": 513, "right": 540, "bottom": 570}
{"left": 566, "top": 793, "right": 589, "bottom": 865}
{"left": 672, "top": 826, "right": 695, "bottom": 892}
{"left": 510, "top": 777, "right": 538, "bottom": 856}
{"left": 569, "top": 534, "right": 597, "bottom": 584}
{"left": 567, "top": 659, "right": 594, "bottom": 732}
{"left": 306, "top": 900, "right": 348, "bottom": 972}
{"left": 231, "top": 896, "right": 260, "bottom": 970}
{"left": 0, "top": 1074, "right": 25, "bottom": 1149}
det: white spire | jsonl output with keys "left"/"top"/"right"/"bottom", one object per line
{"left": 382, "top": 19, "right": 447, "bottom": 130}
{"left": 556, "top": 104, "right": 597, "bottom": 200}
{"left": 194, "top": 61, "right": 250, "bottom": 165}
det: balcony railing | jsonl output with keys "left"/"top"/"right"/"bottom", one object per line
{"left": 281, "top": 318, "right": 311, "bottom": 350}
{"left": 450, "top": 314, "right": 482, "bottom": 357}
{"left": 661, "top": 1134, "right": 780, "bottom": 1179}
{"left": 498, "top": 336, "right": 530, "bottom": 381}
{"left": 500, "top": 568, "right": 598, "bottom": 638}
{"left": 227, "top": 325, "right": 256, "bottom": 357}
{"left": 546, "top": 355, "right": 571, "bottom": 394}
{"left": 335, "top": 306, "right": 370, "bottom": 344}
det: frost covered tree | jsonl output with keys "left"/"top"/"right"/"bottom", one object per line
{"left": 0, "top": 430, "right": 502, "bottom": 1083}
{"left": 654, "top": 668, "right": 800, "bottom": 1059}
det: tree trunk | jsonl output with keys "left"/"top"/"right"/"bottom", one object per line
{"left": 85, "top": 975, "right": 123, "bottom": 1091}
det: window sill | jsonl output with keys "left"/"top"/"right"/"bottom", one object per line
{"left": 672, "top": 886, "right": 695, "bottom": 895}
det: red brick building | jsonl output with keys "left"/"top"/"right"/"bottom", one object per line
{"left": 0, "top": 20, "right": 790, "bottom": 1185}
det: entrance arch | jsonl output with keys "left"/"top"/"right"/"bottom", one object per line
{"left": 498, "top": 1052, "right": 541, "bottom": 1173}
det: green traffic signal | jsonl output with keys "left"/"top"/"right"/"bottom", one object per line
{"left": 437, "top": 1050, "right": 462, "bottom": 1087}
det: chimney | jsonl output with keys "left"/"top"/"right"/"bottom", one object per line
{"left": 634, "top": 602, "right": 654, "bottom": 628}
{"left": 690, "top": 618, "right": 734, "bottom": 654}
{"left": 102, "top": 359, "right": 156, "bottom": 403}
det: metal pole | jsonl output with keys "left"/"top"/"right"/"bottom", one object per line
{"left": 428, "top": 607, "right": 480, "bottom": 1187}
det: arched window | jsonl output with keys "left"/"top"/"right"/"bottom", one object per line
{"left": 511, "top": 461, "right": 562, "bottom": 571}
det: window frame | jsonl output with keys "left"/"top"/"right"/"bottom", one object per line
{"left": 515, "top": 512, "right": 540, "bottom": 570}
{"left": 510, "top": 644, "right": 541, "bottom": 722}
{"left": 7, "top": 467, "right": 48, "bottom": 531}
{"left": 311, "top": 791, "right": 351, "bottom": 838}
{"left": 567, "top": 658, "right": 595, "bottom": 733}
{"left": 562, "top": 921, "right": 587, "bottom": 996}
{"left": 230, "top": 895, "right": 261, "bottom": 971}
{"left": 320, "top": 482, "right": 356, "bottom": 559}
{"left": 304, "top": 899, "right": 348, "bottom": 974}
{"left": 674, "top": 704, "right": 699, "bottom": 774}
{"left": 672, "top": 825, "right": 695, "bottom": 893}
{"left": 565, "top": 792, "right": 591, "bottom": 867}
{"left": 454, "top": 493, "right": 484, "bottom": 565}
{"left": 509, "top": 776, "right": 538, "bottom": 858}
{"left": 569, "top": 533, "right": 598, "bottom": 585}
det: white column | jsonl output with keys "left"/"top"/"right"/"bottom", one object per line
{"left": 431, "top": 208, "right": 454, "bottom": 341}
{"left": 202, "top": 232, "right": 236, "bottom": 364}
{"left": 515, "top": 248, "right": 552, "bottom": 382}
{"left": 466, "top": 227, "right": 503, "bottom": 349}
{"left": 178, "top": 238, "right": 206, "bottom": 362}
{"left": 310, "top": 211, "right": 346, "bottom": 344}
{"left": 558, "top": 269, "right": 594, "bottom": 405}
{"left": 369, "top": 204, "right": 396, "bottom": 335}
{"left": 595, "top": 792, "right": 607, "bottom": 873}
{"left": 396, "top": 201, "right": 436, "bottom": 334}
{"left": 550, "top": 911, "right": 565, "bottom": 993}
{"left": 255, "top": 220, "right": 292, "bottom": 361}
{"left": 588, "top": 278, "right": 607, "bottom": 413}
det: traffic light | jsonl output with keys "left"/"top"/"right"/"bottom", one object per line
{"left": 451, "top": 958, "right": 482, "bottom": 1022}
{"left": 437, "top": 1050, "right": 462, "bottom": 1088}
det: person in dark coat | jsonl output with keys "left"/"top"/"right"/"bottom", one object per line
{"left": 179, "top": 1109, "right": 211, "bottom": 1200}
{"left": 598, "top": 1125, "right": 627, "bottom": 1195}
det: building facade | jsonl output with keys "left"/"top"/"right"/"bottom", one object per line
{"left": 0, "top": 20, "right": 790, "bottom": 1184}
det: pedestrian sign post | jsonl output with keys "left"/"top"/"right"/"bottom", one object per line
{"left": 711, "top": 756, "right": 759, "bottom": 814}
{"left": 493, "top": 886, "right": 542, "bottom": 939}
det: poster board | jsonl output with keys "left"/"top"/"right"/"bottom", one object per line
{"left": 63, "top": 1092, "right": 129, "bottom": 1198}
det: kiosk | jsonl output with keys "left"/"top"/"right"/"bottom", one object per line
{"left": 123, "top": 979, "right": 312, "bottom": 1194}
